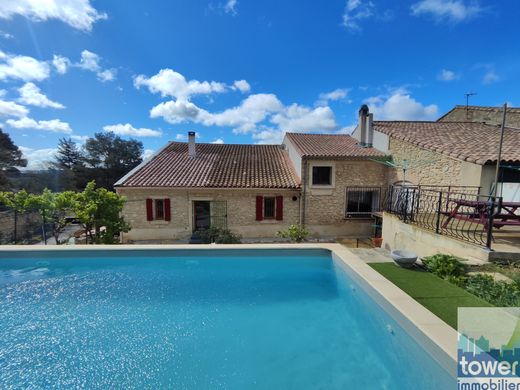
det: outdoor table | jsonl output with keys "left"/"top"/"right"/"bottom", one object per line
{"left": 442, "top": 199, "right": 520, "bottom": 229}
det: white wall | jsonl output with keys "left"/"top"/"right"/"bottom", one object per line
{"left": 282, "top": 135, "right": 302, "bottom": 179}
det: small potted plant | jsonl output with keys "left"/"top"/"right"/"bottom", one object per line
{"left": 372, "top": 236, "right": 383, "bottom": 248}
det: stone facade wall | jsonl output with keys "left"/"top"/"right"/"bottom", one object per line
{"left": 117, "top": 187, "right": 300, "bottom": 242}
{"left": 439, "top": 107, "right": 520, "bottom": 128}
{"left": 303, "top": 160, "right": 389, "bottom": 237}
{"left": 388, "top": 137, "right": 467, "bottom": 186}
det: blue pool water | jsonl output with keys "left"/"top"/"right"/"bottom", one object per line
{"left": 0, "top": 249, "right": 454, "bottom": 389}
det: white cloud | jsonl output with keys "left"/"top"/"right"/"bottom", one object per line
{"left": 18, "top": 82, "right": 65, "bottom": 109}
{"left": 365, "top": 92, "right": 438, "bottom": 120}
{"left": 103, "top": 123, "right": 162, "bottom": 137}
{"left": 151, "top": 99, "right": 205, "bottom": 124}
{"left": 52, "top": 54, "right": 70, "bottom": 74}
{"left": 0, "top": 51, "right": 50, "bottom": 82}
{"left": 0, "top": 100, "right": 29, "bottom": 118}
{"left": 143, "top": 149, "right": 155, "bottom": 160}
{"left": 317, "top": 88, "right": 349, "bottom": 106}
{"left": 76, "top": 50, "right": 116, "bottom": 82}
{"left": 205, "top": 94, "right": 284, "bottom": 132}
{"left": 252, "top": 129, "right": 285, "bottom": 145}
{"left": 211, "top": 138, "right": 225, "bottom": 144}
{"left": 71, "top": 134, "right": 89, "bottom": 142}
{"left": 438, "top": 69, "right": 458, "bottom": 81}
{"left": 224, "top": 0, "right": 238, "bottom": 15}
{"left": 175, "top": 133, "right": 187, "bottom": 141}
{"left": 0, "top": 30, "right": 13, "bottom": 39}
{"left": 232, "top": 79, "right": 251, "bottom": 93}
{"left": 342, "top": 0, "right": 376, "bottom": 31}
{"left": 411, "top": 0, "right": 482, "bottom": 22}
{"left": 151, "top": 93, "right": 339, "bottom": 141}
{"left": 134, "top": 69, "right": 227, "bottom": 100}
{"left": 0, "top": 0, "right": 107, "bottom": 32}
{"left": 77, "top": 50, "right": 100, "bottom": 71}
{"left": 271, "top": 105, "right": 337, "bottom": 132}
{"left": 97, "top": 68, "right": 116, "bottom": 82}
{"left": 18, "top": 146, "right": 57, "bottom": 170}
{"left": 483, "top": 70, "right": 499, "bottom": 84}
{"left": 7, "top": 117, "right": 72, "bottom": 133}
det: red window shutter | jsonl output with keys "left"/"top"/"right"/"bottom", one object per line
{"left": 275, "top": 196, "right": 283, "bottom": 221}
{"left": 164, "top": 198, "right": 171, "bottom": 221}
{"left": 146, "top": 198, "right": 153, "bottom": 221}
{"left": 256, "top": 196, "right": 263, "bottom": 221}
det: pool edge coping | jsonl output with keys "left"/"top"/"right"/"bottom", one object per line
{"left": 0, "top": 243, "right": 457, "bottom": 371}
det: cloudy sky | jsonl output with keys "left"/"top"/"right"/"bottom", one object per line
{"left": 0, "top": 0, "right": 518, "bottom": 169}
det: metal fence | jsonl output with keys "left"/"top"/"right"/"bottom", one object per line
{"left": 385, "top": 185, "right": 500, "bottom": 249}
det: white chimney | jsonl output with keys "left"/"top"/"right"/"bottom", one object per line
{"left": 366, "top": 113, "right": 374, "bottom": 147}
{"left": 358, "top": 104, "right": 369, "bottom": 147}
{"left": 188, "top": 131, "right": 196, "bottom": 158}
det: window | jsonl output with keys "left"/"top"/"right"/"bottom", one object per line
{"left": 312, "top": 166, "right": 332, "bottom": 186}
{"left": 345, "top": 187, "right": 380, "bottom": 218}
{"left": 263, "top": 197, "right": 275, "bottom": 219}
{"left": 155, "top": 199, "right": 165, "bottom": 220}
{"left": 256, "top": 196, "right": 283, "bottom": 221}
{"left": 146, "top": 198, "right": 171, "bottom": 221}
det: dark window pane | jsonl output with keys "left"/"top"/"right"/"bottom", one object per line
{"left": 264, "top": 197, "right": 275, "bottom": 218}
{"left": 155, "top": 199, "right": 164, "bottom": 220}
{"left": 346, "top": 188, "right": 380, "bottom": 217}
{"left": 312, "top": 166, "right": 332, "bottom": 185}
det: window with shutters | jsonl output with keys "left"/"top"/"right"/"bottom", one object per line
{"left": 256, "top": 195, "right": 283, "bottom": 221}
{"left": 155, "top": 199, "right": 164, "bottom": 220}
{"left": 263, "top": 197, "right": 275, "bottom": 219}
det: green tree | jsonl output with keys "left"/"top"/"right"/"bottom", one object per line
{"left": 53, "top": 138, "right": 88, "bottom": 190}
{"left": 0, "top": 189, "right": 32, "bottom": 243}
{"left": 0, "top": 129, "right": 27, "bottom": 190}
{"left": 84, "top": 133, "right": 143, "bottom": 189}
{"left": 27, "top": 189, "right": 77, "bottom": 245}
{"left": 73, "top": 181, "right": 130, "bottom": 244}
{"left": 54, "top": 138, "right": 83, "bottom": 170}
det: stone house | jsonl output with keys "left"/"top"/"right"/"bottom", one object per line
{"left": 116, "top": 127, "right": 388, "bottom": 242}
{"left": 352, "top": 106, "right": 520, "bottom": 197}
{"left": 282, "top": 132, "right": 387, "bottom": 237}
{"left": 438, "top": 105, "right": 520, "bottom": 128}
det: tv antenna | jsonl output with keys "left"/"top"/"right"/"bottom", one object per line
{"left": 464, "top": 92, "right": 477, "bottom": 120}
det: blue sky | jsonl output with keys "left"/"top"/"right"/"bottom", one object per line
{"left": 0, "top": 0, "right": 518, "bottom": 168}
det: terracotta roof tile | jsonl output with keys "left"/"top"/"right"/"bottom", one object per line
{"left": 374, "top": 121, "right": 520, "bottom": 165}
{"left": 116, "top": 142, "right": 300, "bottom": 189}
{"left": 285, "top": 133, "right": 385, "bottom": 158}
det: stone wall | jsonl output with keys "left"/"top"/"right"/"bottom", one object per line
{"left": 303, "top": 160, "right": 389, "bottom": 237}
{"left": 387, "top": 137, "right": 480, "bottom": 186}
{"left": 439, "top": 106, "right": 520, "bottom": 128}
{"left": 117, "top": 187, "right": 300, "bottom": 242}
{"left": 0, "top": 210, "right": 42, "bottom": 244}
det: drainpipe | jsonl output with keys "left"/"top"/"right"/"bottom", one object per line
{"left": 301, "top": 159, "right": 308, "bottom": 226}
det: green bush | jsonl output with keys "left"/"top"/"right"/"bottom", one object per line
{"left": 277, "top": 224, "right": 309, "bottom": 243}
{"left": 422, "top": 254, "right": 466, "bottom": 279}
{"left": 464, "top": 274, "right": 520, "bottom": 307}
{"left": 193, "top": 227, "right": 241, "bottom": 244}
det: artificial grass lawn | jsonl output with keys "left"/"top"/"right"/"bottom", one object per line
{"left": 369, "top": 263, "right": 492, "bottom": 329}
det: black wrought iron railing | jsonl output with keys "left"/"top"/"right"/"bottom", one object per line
{"left": 385, "top": 185, "right": 501, "bottom": 249}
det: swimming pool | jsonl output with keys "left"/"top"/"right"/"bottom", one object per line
{"left": 0, "top": 247, "right": 455, "bottom": 389}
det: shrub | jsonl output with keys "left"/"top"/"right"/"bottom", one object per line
{"left": 193, "top": 227, "right": 241, "bottom": 244}
{"left": 422, "top": 254, "right": 466, "bottom": 279}
{"left": 464, "top": 275, "right": 520, "bottom": 307}
{"left": 277, "top": 224, "right": 309, "bottom": 243}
